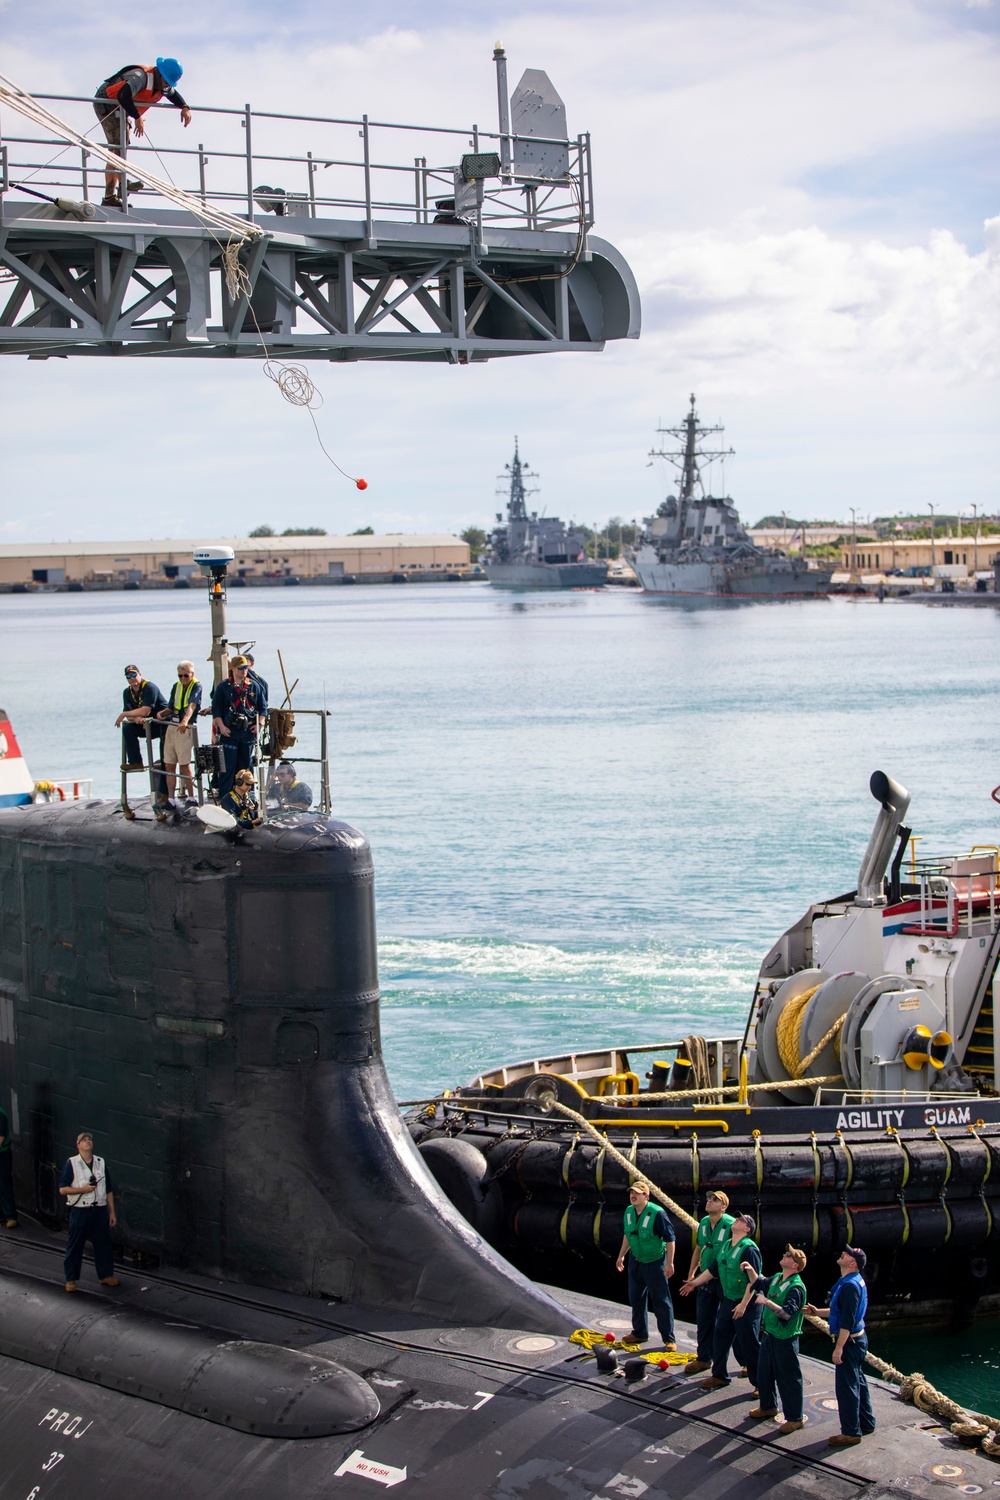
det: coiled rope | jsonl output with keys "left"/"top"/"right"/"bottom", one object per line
{"left": 220, "top": 240, "right": 363, "bottom": 485}
{"left": 775, "top": 987, "right": 848, "bottom": 1080}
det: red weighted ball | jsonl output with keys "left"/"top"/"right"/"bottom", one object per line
{"left": 356, "top": 477, "right": 368, "bottom": 490}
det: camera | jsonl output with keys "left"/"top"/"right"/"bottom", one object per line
{"left": 228, "top": 710, "right": 250, "bottom": 731}
{"left": 88, "top": 1174, "right": 97, "bottom": 1187}
{"left": 196, "top": 744, "right": 226, "bottom": 775}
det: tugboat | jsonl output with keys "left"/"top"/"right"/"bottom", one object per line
{"left": 483, "top": 440, "right": 608, "bottom": 588}
{"left": 408, "top": 771, "right": 1000, "bottom": 1319}
{"left": 632, "top": 396, "right": 832, "bottom": 597}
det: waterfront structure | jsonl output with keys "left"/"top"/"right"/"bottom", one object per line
{"left": 838, "top": 536, "right": 1000, "bottom": 577}
{"left": 0, "top": 57, "right": 639, "bottom": 364}
{"left": 633, "top": 397, "right": 831, "bottom": 598}
{"left": 483, "top": 441, "right": 608, "bottom": 588}
{"left": 0, "top": 533, "right": 469, "bottom": 586}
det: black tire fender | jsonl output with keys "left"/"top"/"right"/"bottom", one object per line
{"left": 418, "top": 1137, "right": 503, "bottom": 1246}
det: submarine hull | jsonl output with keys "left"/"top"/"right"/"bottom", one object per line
{"left": 0, "top": 799, "right": 569, "bottom": 1333}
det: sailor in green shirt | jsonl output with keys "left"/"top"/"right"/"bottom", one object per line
{"left": 681, "top": 1189, "right": 734, "bottom": 1375}
{"left": 681, "top": 1210, "right": 762, "bottom": 1389}
{"left": 0, "top": 1102, "right": 17, "bottom": 1228}
{"left": 745, "top": 1245, "right": 808, "bottom": 1435}
{"left": 616, "top": 1179, "right": 677, "bottom": 1350}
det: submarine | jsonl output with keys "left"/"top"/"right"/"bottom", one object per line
{"left": 4, "top": 559, "right": 1000, "bottom": 1495}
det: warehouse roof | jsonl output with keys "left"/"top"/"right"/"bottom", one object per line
{"left": 0, "top": 534, "right": 464, "bottom": 559}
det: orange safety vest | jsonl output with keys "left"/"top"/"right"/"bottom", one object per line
{"left": 103, "top": 66, "right": 163, "bottom": 116}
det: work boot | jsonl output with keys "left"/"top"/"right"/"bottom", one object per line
{"left": 685, "top": 1359, "right": 712, "bottom": 1375}
{"left": 99, "top": 1276, "right": 121, "bottom": 1287}
{"left": 660, "top": 1343, "right": 677, "bottom": 1353}
{"left": 777, "top": 1420, "right": 805, "bottom": 1435}
{"left": 4, "top": 1218, "right": 17, "bottom": 1229}
{"left": 748, "top": 1407, "right": 778, "bottom": 1420}
{"left": 65, "top": 1281, "right": 77, "bottom": 1292}
{"left": 126, "top": 179, "right": 142, "bottom": 193}
{"left": 620, "top": 1334, "right": 645, "bottom": 1349}
{"left": 102, "top": 195, "right": 122, "bottom": 209}
{"left": 699, "top": 1377, "right": 729, "bottom": 1390}
{"left": 861, "top": 1425, "right": 876, "bottom": 1436}
{"left": 828, "top": 1434, "right": 861, "bottom": 1448}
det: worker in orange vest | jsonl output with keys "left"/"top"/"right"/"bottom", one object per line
{"left": 93, "top": 59, "right": 192, "bottom": 207}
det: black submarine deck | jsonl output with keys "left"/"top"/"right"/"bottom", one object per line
{"left": 1, "top": 1228, "right": 994, "bottom": 1500}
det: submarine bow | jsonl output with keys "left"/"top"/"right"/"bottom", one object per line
{"left": 0, "top": 800, "right": 572, "bottom": 1333}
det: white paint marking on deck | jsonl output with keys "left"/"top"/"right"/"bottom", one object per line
{"left": 334, "top": 1450, "right": 407, "bottom": 1487}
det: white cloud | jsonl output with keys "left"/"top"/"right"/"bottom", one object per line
{"left": 633, "top": 217, "right": 1000, "bottom": 383}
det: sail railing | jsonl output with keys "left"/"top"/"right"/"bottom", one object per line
{"left": 0, "top": 92, "right": 593, "bottom": 237}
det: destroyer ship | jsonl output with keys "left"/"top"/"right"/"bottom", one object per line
{"left": 409, "top": 770, "right": 1000, "bottom": 1320}
{"left": 632, "top": 396, "right": 832, "bottom": 597}
{"left": 483, "top": 440, "right": 608, "bottom": 588}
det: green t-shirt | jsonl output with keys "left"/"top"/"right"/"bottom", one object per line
{"left": 696, "top": 1211, "right": 734, "bottom": 1274}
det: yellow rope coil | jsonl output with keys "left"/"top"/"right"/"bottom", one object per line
{"left": 775, "top": 987, "right": 848, "bottom": 1080}
{"left": 775, "top": 986, "right": 821, "bottom": 1077}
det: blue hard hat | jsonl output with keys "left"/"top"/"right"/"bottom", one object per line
{"left": 156, "top": 57, "right": 183, "bottom": 86}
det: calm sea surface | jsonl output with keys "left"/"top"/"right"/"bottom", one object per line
{"left": 3, "top": 583, "right": 1000, "bottom": 1393}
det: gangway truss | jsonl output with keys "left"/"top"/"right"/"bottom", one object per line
{"left": 0, "top": 51, "right": 639, "bottom": 361}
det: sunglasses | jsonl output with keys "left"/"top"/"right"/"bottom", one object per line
{"left": 178, "top": 671, "right": 193, "bottom": 677}
{"left": 125, "top": 672, "right": 140, "bottom": 678}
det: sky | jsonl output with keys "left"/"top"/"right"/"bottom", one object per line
{"left": 0, "top": 0, "right": 998, "bottom": 542}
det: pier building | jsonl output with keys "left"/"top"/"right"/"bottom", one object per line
{"left": 0, "top": 533, "right": 469, "bottom": 587}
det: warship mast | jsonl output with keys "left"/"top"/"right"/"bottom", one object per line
{"left": 650, "top": 393, "right": 734, "bottom": 544}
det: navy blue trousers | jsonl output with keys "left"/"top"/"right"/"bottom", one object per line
{"left": 627, "top": 1257, "right": 675, "bottom": 1344}
{"left": 712, "top": 1296, "right": 762, "bottom": 1384}
{"left": 122, "top": 723, "right": 166, "bottom": 797}
{"left": 122, "top": 721, "right": 164, "bottom": 765}
{"left": 218, "top": 735, "right": 255, "bottom": 797}
{"left": 0, "top": 1150, "right": 15, "bottom": 1221}
{"left": 64, "top": 1204, "right": 114, "bottom": 1282}
{"left": 835, "top": 1334, "right": 875, "bottom": 1436}
{"left": 696, "top": 1282, "right": 722, "bottom": 1361}
{"left": 756, "top": 1331, "right": 803, "bottom": 1420}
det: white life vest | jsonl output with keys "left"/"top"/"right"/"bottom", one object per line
{"left": 69, "top": 1153, "right": 107, "bottom": 1207}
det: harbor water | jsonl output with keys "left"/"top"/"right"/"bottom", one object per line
{"left": 3, "top": 582, "right": 1000, "bottom": 1396}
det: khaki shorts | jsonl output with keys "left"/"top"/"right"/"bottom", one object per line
{"left": 163, "top": 723, "right": 194, "bottom": 766}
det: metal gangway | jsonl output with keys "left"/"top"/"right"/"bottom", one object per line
{"left": 0, "top": 50, "right": 639, "bottom": 361}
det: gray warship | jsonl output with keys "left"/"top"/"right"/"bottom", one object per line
{"left": 483, "top": 440, "right": 608, "bottom": 588}
{"left": 633, "top": 396, "right": 832, "bottom": 598}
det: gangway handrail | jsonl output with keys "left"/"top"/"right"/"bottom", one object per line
{"left": 0, "top": 83, "right": 594, "bottom": 238}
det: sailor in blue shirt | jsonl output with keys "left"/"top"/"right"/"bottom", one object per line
{"left": 805, "top": 1245, "right": 875, "bottom": 1447}
{"left": 115, "top": 664, "right": 167, "bottom": 771}
{"left": 211, "top": 655, "right": 267, "bottom": 797}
